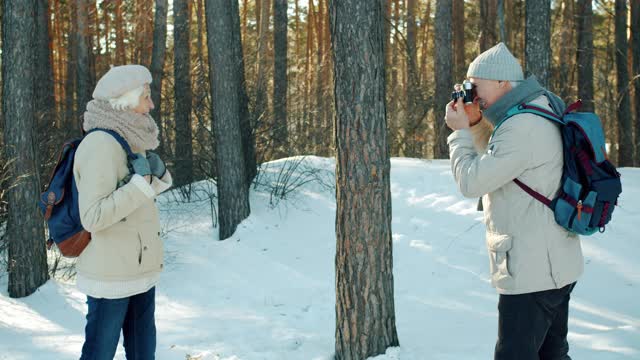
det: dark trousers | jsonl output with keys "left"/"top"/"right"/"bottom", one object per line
{"left": 80, "top": 286, "right": 156, "bottom": 360}
{"left": 495, "top": 282, "right": 576, "bottom": 360}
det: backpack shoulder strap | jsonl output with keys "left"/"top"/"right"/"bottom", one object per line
{"left": 490, "top": 102, "right": 565, "bottom": 139}
{"left": 85, "top": 128, "right": 135, "bottom": 159}
{"left": 491, "top": 102, "right": 566, "bottom": 209}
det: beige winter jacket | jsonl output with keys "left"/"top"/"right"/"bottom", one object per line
{"left": 74, "top": 130, "right": 169, "bottom": 281}
{"left": 448, "top": 95, "right": 584, "bottom": 295}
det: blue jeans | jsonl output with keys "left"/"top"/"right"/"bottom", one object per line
{"left": 80, "top": 287, "right": 156, "bottom": 360}
{"left": 495, "top": 282, "right": 576, "bottom": 360}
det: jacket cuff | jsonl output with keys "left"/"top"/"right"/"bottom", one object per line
{"left": 129, "top": 174, "right": 156, "bottom": 199}
{"left": 151, "top": 171, "right": 173, "bottom": 195}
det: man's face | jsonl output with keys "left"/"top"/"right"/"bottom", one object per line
{"left": 468, "top": 77, "right": 512, "bottom": 110}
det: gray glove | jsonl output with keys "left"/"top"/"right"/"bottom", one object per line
{"left": 130, "top": 153, "right": 152, "bottom": 177}
{"left": 146, "top": 151, "right": 167, "bottom": 178}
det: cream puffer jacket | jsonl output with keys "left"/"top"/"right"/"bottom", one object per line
{"left": 73, "top": 130, "right": 172, "bottom": 281}
{"left": 448, "top": 95, "right": 583, "bottom": 295}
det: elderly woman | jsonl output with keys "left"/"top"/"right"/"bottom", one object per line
{"left": 74, "top": 64, "right": 172, "bottom": 359}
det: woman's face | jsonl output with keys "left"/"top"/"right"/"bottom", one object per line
{"left": 132, "top": 84, "right": 154, "bottom": 115}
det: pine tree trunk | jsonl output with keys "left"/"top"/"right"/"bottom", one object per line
{"left": 330, "top": 1, "right": 400, "bottom": 358}
{"left": 150, "top": 0, "right": 168, "bottom": 156}
{"left": 273, "top": 0, "right": 289, "bottom": 157}
{"left": 303, "top": 2, "right": 313, "bottom": 154}
{"left": 614, "top": 0, "right": 633, "bottom": 166}
{"left": 631, "top": 0, "right": 640, "bottom": 166}
{"left": 575, "top": 0, "right": 594, "bottom": 112}
{"left": 2, "top": 0, "right": 49, "bottom": 298}
{"left": 525, "top": 0, "right": 551, "bottom": 87}
{"left": 205, "top": 0, "right": 251, "bottom": 240}
{"left": 405, "top": 0, "right": 422, "bottom": 157}
{"left": 103, "top": 1, "right": 111, "bottom": 66}
{"left": 89, "top": 3, "right": 98, "bottom": 83}
{"left": 91, "top": 1, "right": 100, "bottom": 77}
{"left": 314, "top": 0, "right": 325, "bottom": 155}
{"left": 173, "top": 0, "right": 194, "bottom": 186}
{"left": 52, "top": 0, "right": 64, "bottom": 119}
{"left": 497, "top": 0, "right": 506, "bottom": 44}
{"left": 434, "top": 0, "right": 453, "bottom": 159}
{"left": 65, "top": 0, "right": 78, "bottom": 132}
{"left": 76, "top": 0, "right": 92, "bottom": 116}
{"left": 255, "top": 0, "right": 271, "bottom": 142}
{"left": 453, "top": 0, "right": 465, "bottom": 80}
{"left": 479, "top": 0, "right": 497, "bottom": 52}
{"left": 229, "top": 0, "right": 256, "bottom": 188}
{"left": 420, "top": 0, "right": 432, "bottom": 87}
{"left": 115, "top": 0, "right": 125, "bottom": 64}
{"left": 134, "top": 0, "right": 143, "bottom": 64}
{"left": 34, "top": 0, "right": 55, "bottom": 128}
{"left": 558, "top": 0, "right": 573, "bottom": 102}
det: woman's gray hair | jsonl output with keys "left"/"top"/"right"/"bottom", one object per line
{"left": 509, "top": 81, "right": 521, "bottom": 89}
{"left": 108, "top": 85, "right": 147, "bottom": 111}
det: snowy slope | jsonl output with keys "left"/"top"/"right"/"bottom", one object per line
{"left": 1, "top": 157, "right": 638, "bottom": 360}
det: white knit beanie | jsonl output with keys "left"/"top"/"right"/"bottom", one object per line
{"left": 466, "top": 42, "right": 524, "bottom": 81}
{"left": 92, "top": 65, "right": 152, "bottom": 100}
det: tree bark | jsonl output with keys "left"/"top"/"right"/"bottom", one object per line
{"left": 405, "top": 0, "right": 423, "bottom": 157}
{"left": 34, "top": 0, "right": 55, "bottom": 128}
{"left": 525, "top": 0, "right": 551, "bottom": 87}
{"left": 557, "top": 0, "right": 573, "bottom": 102}
{"left": 453, "top": 0, "right": 465, "bottom": 80}
{"left": 2, "top": 0, "right": 49, "bottom": 298}
{"left": 173, "top": 0, "right": 194, "bottom": 186}
{"left": 205, "top": 0, "right": 251, "bottom": 240}
{"left": 575, "top": 0, "right": 594, "bottom": 112}
{"left": 150, "top": 0, "right": 168, "bottom": 156}
{"left": 631, "top": 0, "right": 640, "bottom": 166}
{"left": 230, "top": 0, "right": 256, "bottom": 188}
{"left": 330, "top": 1, "right": 400, "bottom": 358}
{"left": 420, "top": 0, "right": 433, "bottom": 87}
{"left": 76, "top": 0, "right": 92, "bottom": 116}
{"left": 497, "top": 0, "right": 506, "bottom": 45}
{"left": 273, "top": 0, "right": 289, "bottom": 157}
{"left": 479, "top": 0, "right": 497, "bottom": 52}
{"left": 102, "top": 1, "right": 111, "bottom": 66}
{"left": 434, "top": 0, "right": 453, "bottom": 159}
{"left": 255, "top": 0, "right": 271, "bottom": 139}
{"left": 65, "top": 0, "right": 78, "bottom": 132}
{"left": 115, "top": 0, "right": 125, "bottom": 64}
{"left": 303, "top": 0, "right": 314, "bottom": 153}
{"left": 615, "top": 0, "right": 633, "bottom": 166}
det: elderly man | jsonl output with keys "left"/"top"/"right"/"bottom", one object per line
{"left": 445, "top": 42, "right": 583, "bottom": 360}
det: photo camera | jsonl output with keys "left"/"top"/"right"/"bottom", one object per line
{"left": 451, "top": 80, "right": 476, "bottom": 104}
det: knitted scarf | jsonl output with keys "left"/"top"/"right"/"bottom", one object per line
{"left": 83, "top": 100, "right": 159, "bottom": 152}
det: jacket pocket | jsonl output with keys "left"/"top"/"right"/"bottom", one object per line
{"left": 486, "top": 232, "right": 515, "bottom": 289}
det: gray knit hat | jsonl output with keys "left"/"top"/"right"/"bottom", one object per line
{"left": 466, "top": 42, "right": 524, "bottom": 81}
{"left": 92, "top": 65, "right": 152, "bottom": 100}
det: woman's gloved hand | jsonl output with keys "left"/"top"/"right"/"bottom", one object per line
{"left": 146, "top": 151, "right": 167, "bottom": 178}
{"left": 130, "top": 153, "right": 152, "bottom": 177}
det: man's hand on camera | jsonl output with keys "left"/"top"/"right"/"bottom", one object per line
{"left": 445, "top": 97, "right": 470, "bottom": 131}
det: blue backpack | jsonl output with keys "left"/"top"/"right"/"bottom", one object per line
{"left": 499, "top": 100, "right": 622, "bottom": 235}
{"left": 39, "top": 129, "right": 134, "bottom": 257}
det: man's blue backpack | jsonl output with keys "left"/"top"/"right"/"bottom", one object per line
{"left": 38, "top": 129, "right": 134, "bottom": 257}
{"left": 503, "top": 100, "right": 622, "bottom": 235}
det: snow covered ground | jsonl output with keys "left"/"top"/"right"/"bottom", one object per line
{"left": 1, "top": 157, "right": 638, "bottom": 359}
